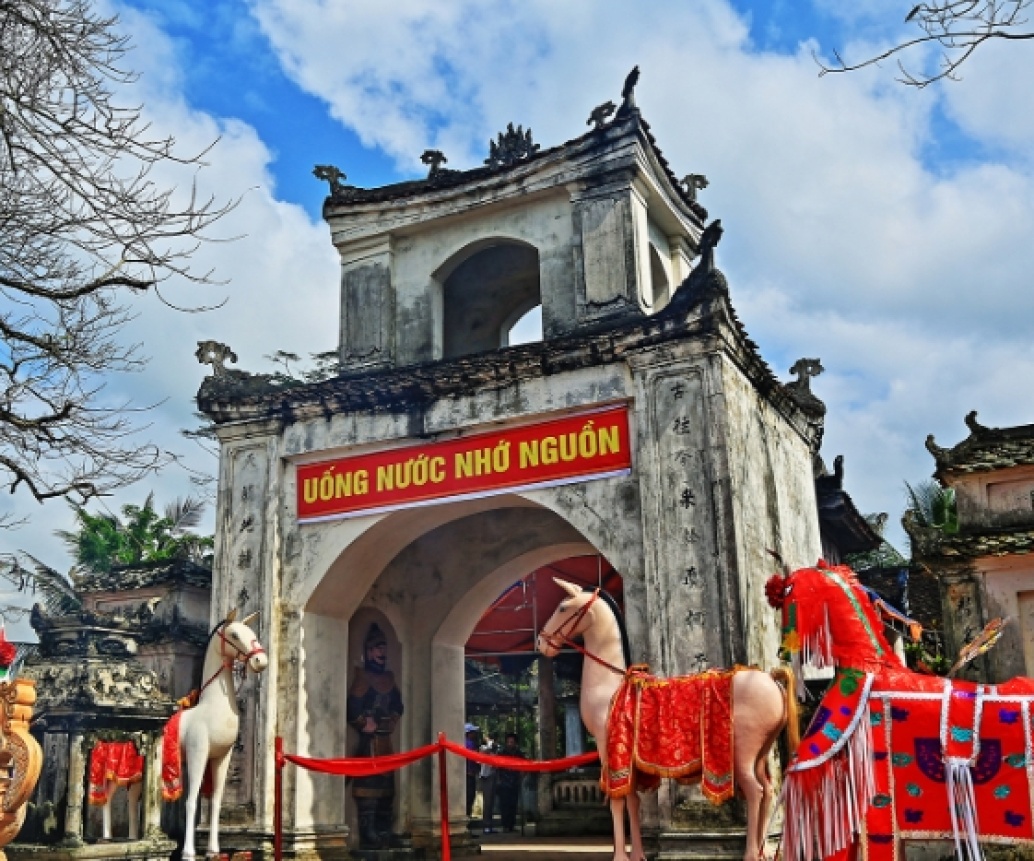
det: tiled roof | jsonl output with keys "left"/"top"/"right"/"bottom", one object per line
{"left": 76, "top": 559, "right": 212, "bottom": 592}
{"left": 926, "top": 411, "right": 1034, "bottom": 478}
{"left": 915, "top": 527, "right": 1034, "bottom": 561}
{"left": 197, "top": 261, "right": 817, "bottom": 454}
{"left": 321, "top": 110, "right": 708, "bottom": 222}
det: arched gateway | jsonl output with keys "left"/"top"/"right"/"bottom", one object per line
{"left": 197, "top": 83, "right": 824, "bottom": 859}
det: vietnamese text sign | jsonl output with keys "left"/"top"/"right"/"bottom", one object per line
{"left": 296, "top": 404, "right": 632, "bottom": 522}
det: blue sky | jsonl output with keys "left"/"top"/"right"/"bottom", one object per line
{"left": 3, "top": 0, "right": 1033, "bottom": 633}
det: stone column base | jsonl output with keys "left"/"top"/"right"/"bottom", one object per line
{"left": 9, "top": 837, "right": 177, "bottom": 861}
{"left": 655, "top": 828, "right": 745, "bottom": 860}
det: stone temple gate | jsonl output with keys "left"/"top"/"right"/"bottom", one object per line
{"left": 196, "top": 80, "right": 824, "bottom": 859}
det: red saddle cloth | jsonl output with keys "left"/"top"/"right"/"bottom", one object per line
{"left": 162, "top": 710, "right": 213, "bottom": 802}
{"left": 88, "top": 741, "right": 145, "bottom": 805}
{"left": 604, "top": 665, "right": 736, "bottom": 803}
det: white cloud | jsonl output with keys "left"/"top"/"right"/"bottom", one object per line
{"left": 243, "top": 0, "right": 1033, "bottom": 554}
{"left": 5, "top": 0, "right": 1031, "bottom": 622}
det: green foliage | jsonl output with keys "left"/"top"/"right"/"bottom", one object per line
{"left": 903, "top": 637, "right": 951, "bottom": 676}
{"left": 56, "top": 493, "right": 213, "bottom": 573}
{"left": 904, "top": 481, "right": 959, "bottom": 534}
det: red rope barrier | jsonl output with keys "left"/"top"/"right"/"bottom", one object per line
{"left": 274, "top": 733, "right": 601, "bottom": 859}
{"left": 274, "top": 737, "right": 283, "bottom": 861}
{"left": 437, "top": 732, "right": 450, "bottom": 861}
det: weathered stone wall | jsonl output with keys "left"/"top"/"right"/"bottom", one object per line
{"left": 720, "top": 355, "right": 823, "bottom": 668}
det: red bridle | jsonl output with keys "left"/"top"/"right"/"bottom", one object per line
{"left": 198, "top": 623, "right": 266, "bottom": 695}
{"left": 539, "top": 589, "right": 625, "bottom": 676}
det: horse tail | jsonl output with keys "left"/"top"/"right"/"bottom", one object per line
{"left": 770, "top": 666, "right": 800, "bottom": 758}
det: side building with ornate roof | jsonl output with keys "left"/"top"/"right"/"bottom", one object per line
{"left": 906, "top": 412, "right": 1034, "bottom": 680}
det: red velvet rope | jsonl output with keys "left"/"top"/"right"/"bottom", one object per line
{"left": 438, "top": 739, "right": 599, "bottom": 772}
{"left": 281, "top": 737, "right": 599, "bottom": 777}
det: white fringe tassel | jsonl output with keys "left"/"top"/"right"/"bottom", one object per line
{"left": 780, "top": 709, "right": 875, "bottom": 861}
{"left": 946, "top": 756, "right": 983, "bottom": 861}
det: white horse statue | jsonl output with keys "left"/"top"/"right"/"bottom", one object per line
{"left": 537, "top": 579, "right": 798, "bottom": 861}
{"left": 162, "top": 609, "right": 268, "bottom": 861}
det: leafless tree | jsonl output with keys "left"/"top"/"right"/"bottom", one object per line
{"left": 818, "top": 1, "right": 1033, "bottom": 87}
{"left": 0, "top": 0, "right": 235, "bottom": 521}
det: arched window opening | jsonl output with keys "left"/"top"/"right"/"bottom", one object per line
{"left": 503, "top": 304, "right": 542, "bottom": 347}
{"left": 649, "top": 244, "right": 671, "bottom": 311}
{"left": 441, "top": 242, "right": 540, "bottom": 360}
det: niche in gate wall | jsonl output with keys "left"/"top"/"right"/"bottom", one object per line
{"left": 343, "top": 607, "right": 403, "bottom": 843}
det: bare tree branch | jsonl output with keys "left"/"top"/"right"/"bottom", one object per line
{"left": 0, "top": 0, "right": 237, "bottom": 513}
{"left": 816, "top": 1, "right": 1033, "bottom": 87}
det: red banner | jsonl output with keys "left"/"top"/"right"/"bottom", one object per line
{"left": 297, "top": 404, "right": 632, "bottom": 522}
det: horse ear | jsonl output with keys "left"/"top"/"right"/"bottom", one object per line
{"left": 225, "top": 608, "right": 238, "bottom": 624}
{"left": 554, "top": 578, "right": 582, "bottom": 598}
{"left": 241, "top": 611, "right": 259, "bottom": 627}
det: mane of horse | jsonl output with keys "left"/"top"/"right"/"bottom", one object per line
{"left": 783, "top": 563, "right": 897, "bottom": 673}
{"left": 585, "top": 586, "right": 631, "bottom": 667}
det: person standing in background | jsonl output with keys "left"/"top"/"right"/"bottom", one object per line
{"left": 479, "top": 734, "right": 497, "bottom": 832}
{"left": 464, "top": 724, "right": 479, "bottom": 818}
{"left": 496, "top": 732, "right": 524, "bottom": 832}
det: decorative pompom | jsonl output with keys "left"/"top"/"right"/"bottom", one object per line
{"left": 765, "top": 573, "right": 788, "bottom": 610}
{"left": 0, "top": 630, "right": 17, "bottom": 668}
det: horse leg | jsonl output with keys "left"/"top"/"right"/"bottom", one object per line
{"left": 181, "top": 736, "right": 210, "bottom": 861}
{"left": 626, "top": 792, "right": 647, "bottom": 861}
{"left": 735, "top": 748, "right": 765, "bottom": 861}
{"left": 609, "top": 796, "right": 630, "bottom": 861}
{"left": 127, "top": 780, "right": 142, "bottom": 840}
{"left": 205, "top": 752, "right": 233, "bottom": 859}
{"left": 100, "top": 781, "right": 114, "bottom": 841}
{"left": 753, "top": 755, "right": 774, "bottom": 860}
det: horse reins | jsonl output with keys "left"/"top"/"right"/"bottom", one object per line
{"left": 540, "top": 589, "right": 626, "bottom": 677}
{"left": 198, "top": 623, "right": 266, "bottom": 695}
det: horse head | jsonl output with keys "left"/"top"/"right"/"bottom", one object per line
{"left": 218, "top": 610, "right": 269, "bottom": 674}
{"left": 536, "top": 578, "right": 598, "bottom": 658}
{"left": 770, "top": 561, "right": 895, "bottom": 674}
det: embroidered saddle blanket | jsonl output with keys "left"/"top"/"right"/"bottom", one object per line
{"left": 784, "top": 666, "right": 1034, "bottom": 861}
{"left": 604, "top": 665, "right": 736, "bottom": 803}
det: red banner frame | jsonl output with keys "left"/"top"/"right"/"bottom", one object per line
{"left": 296, "top": 404, "right": 632, "bottom": 522}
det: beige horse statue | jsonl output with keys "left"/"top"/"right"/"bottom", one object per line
{"left": 538, "top": 579, "right": 797, "bottom": 861}
{"left": 162, "top": 609, "right": 268, "bottom": 861}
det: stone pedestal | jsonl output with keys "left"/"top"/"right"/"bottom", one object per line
{"left": 655, "top": 829, "right": 745, "bottom": 861}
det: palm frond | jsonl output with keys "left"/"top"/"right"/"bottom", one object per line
{"left": 19, "top": 554, "right": 82, "bottom": 615}
{"left": 164, "top": 496, "right": 206, "bottom": 532}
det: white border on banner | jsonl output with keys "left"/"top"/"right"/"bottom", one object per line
{"left": 296, "top": 467, "right": 632, "bottom": 525}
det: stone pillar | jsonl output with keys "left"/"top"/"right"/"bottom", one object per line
{"left": 563, "top": 705, "right": 584, "bottom": 757}
{"left": 63, "top": 732, "right": 86, "bottom": 845}
{"left": 142, "top": 732, "right": 164, "bottom": 838}
{"left": 338, "top": 241, "right": 395, "bottom": 372}
{"left": 571, "top": 180, "right": 641, "bottom": 326}
{"left": 536, "top": 656, "right": 556, "bottom": 819}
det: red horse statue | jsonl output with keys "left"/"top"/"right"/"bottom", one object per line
{"left": 772, "top": 561, "right": 1034, "bottom": 861}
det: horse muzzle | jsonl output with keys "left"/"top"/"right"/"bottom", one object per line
{"left": 536, "top": 633, "right": 559, "bottom": 657}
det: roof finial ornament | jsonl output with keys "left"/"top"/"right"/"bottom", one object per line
{"left": 680, "top": 174, "right": 709, "bottom": 202}
{"left": 195, "top": 340, "right": 238, "bottom": 377}
{"left": 786, "top": 358, "right": 827, "bottom": 418}
{"left": 313, "top": 164, "right": 346, "bottom": 194}
{"left": 788, "top": 359, "right": 825, "bottom": 393}
{"left": 617, "top": 65, "right": 640, "bottom": 116}
{"left": 421, "top": 149, "right": 448, "bottom": 178}
{"left": 485, "top": 123, "right": 541, "bottom": 169}
{"left": 587, "top": 100, "right": 616, "bottom": 130}
{"left": 964, "top": 410, "right": 989, "bottom": 435}
{"left": 697, "top": 218, "right": 723, "bottom": 272}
